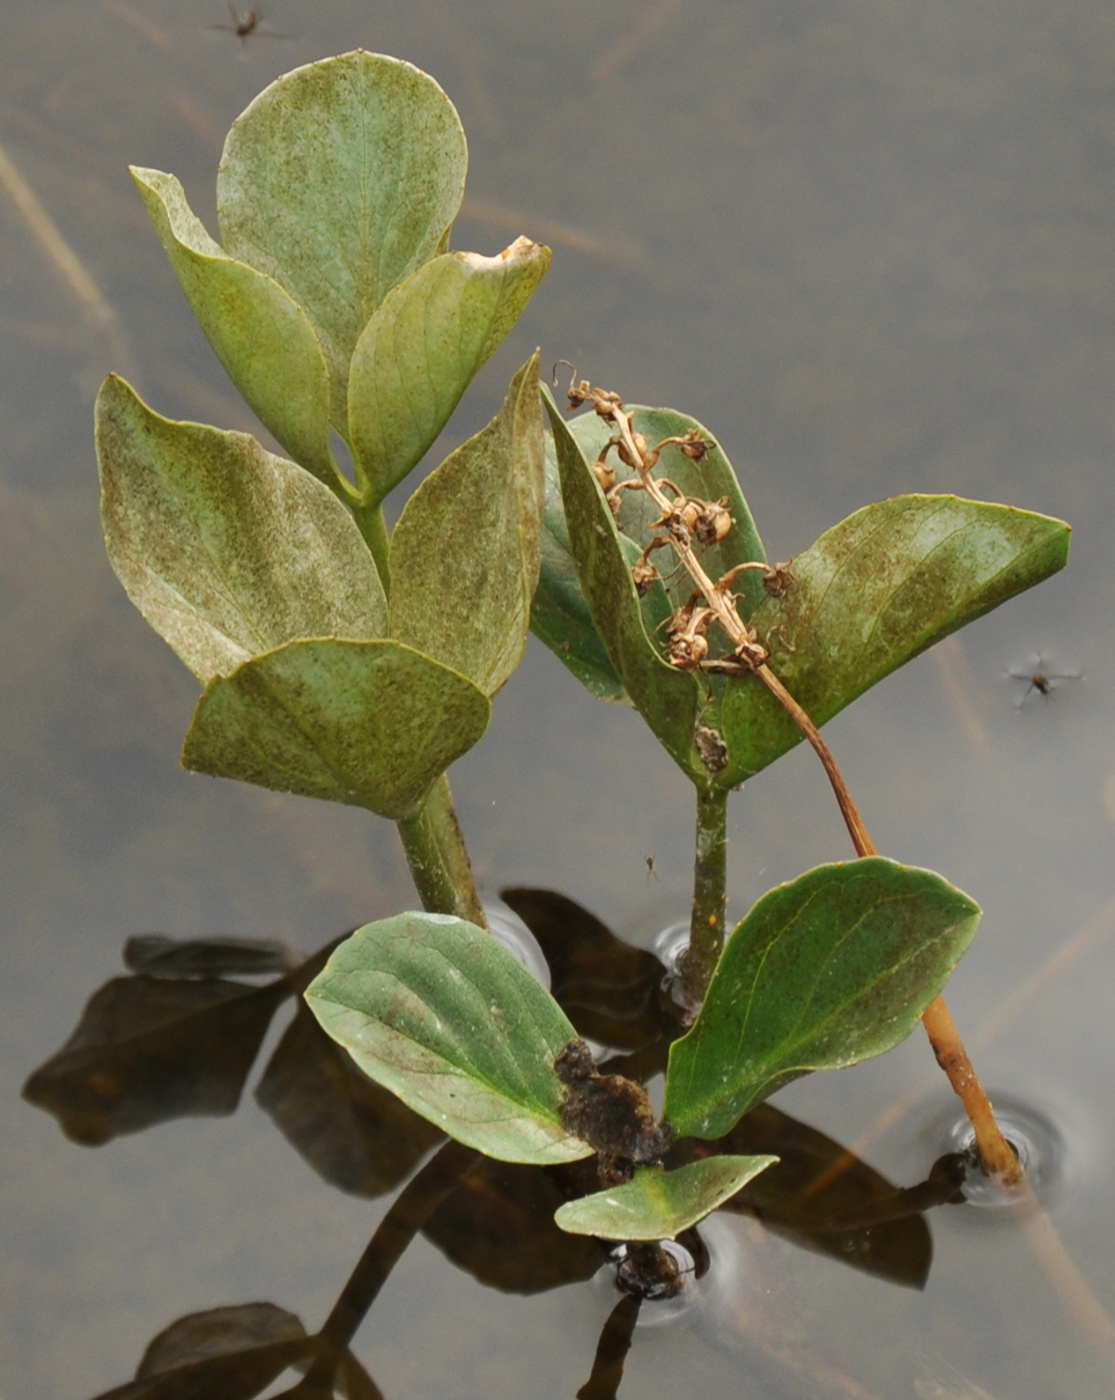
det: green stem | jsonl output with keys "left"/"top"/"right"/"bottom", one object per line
{"left": 680, "top": 785, "right": 729, "bottom": 1010}
{"left": 352, "top": 498, "right": 392, "bottom": 593}
{"left": 395, "top": 774, "right": 487, "bottom": 926}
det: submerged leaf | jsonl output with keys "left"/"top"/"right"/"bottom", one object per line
{"left": 182, "top": 638, "right": 490, "bottom": 820}
{"left": 217, "top": 52, "right": 468, "bottom": 428}
{"left": 349, "top": 242, "right": 550, "bottom": 504}
{"left": 304, "top": 913, "right": 595, "bottom": 1164}
{"left": 554, "top": 1156, "right": 777, "bottom": 1240}
{"left": 665, "top": 858, "right": 981, "bottom": 1139}
{"left": 136, "top": 1305, "right": 308, "bottom": 1377}
{"left": 422, "top": 1157, "right": 606, "bottom": 1292}
{"left": 720, "top": 495, "right": 1072, "bottom": 780}
{"left": 130, "top": 168, "right": 339, "bottom": 492}
{"left": 390, "top": 354, "right": 544, "bottom": 695}
{"left": 96, "top": 376, "right": 388, "bottom": 684}
{"left": 499, "top": 887, "right": 671, "bottom": 1052}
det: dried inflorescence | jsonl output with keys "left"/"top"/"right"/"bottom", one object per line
{"left": 558, "top": 370, "right": 794, "bottom": 685}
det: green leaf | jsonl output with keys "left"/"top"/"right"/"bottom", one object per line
{"left": 217, "top": 51, "right": 468, "bottom": 430}
{"left": 553, "top": 1157, "right": 777, "bottom": 1240}
{"left": 95, "top": 376, "right": 388, "bottom": 684}
{"left": 542, "top": 390, "right": 707, "bottom": 782}
{"left": 390, "top": 354, "right": 545, "bottom": 696}
{"left": 349, "top": 241, "right": 551, "bottom": 505}
{"left": 530, "top": 422, "right": 630, "bottom": 703}
{"left": 304, "top": 913, "right": 595, "bottom": 1165}
{"left": 665, "top": 857, "right": 981, "bottom": 1140}
{"left": 182, "top": 638, "right": 490, "bottom": 819}
{"left": 719, "top": 495, "right": 1072, "bottom": 781}
{"left": 129, "top": 168, "right": 341, "bottom": 494}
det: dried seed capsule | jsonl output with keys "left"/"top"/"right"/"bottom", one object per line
{"left": 695, "top": 504, "right": 733, "bottom": 546}
{"left": 592, "top": 459, "right": 617, "bottom": 491}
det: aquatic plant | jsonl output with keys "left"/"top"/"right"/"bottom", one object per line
{"left": 93, "top": 51, "right": 1069, "bottom": 1252}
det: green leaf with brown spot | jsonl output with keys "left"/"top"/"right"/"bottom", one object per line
{"left": 182, "top": 639, "right": 490, "bottom": 819}
{"left": 664, "top": 858, "right": 981, "bottom": 1140}
{"left": 717, "top": 495, "right": 1072, "bottom": 781}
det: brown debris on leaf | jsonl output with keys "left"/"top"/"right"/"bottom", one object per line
{"left": 555, "top": 1038, "right": 672, "bottom": 1186}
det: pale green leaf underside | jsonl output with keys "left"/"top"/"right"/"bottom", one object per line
{"left": 130, "top": 167, "right": 339, "bottom": 493}
{"left": 390, "top": 353, "right": 544, "bottom": 696}
{"left": 665, "top": 858, "right": 981, "bottom": 1139}
{"left": 349, "top": 240, "right": 551, "bottom": 505}
{"left": 554, "top": 1157, "right": 778, "bottom": 1240}
{"left": 217, "top": 51, "right": 468, "bottom": 429}
{"left": 182, "top": 639, "right": 490, "bottom": 819}
{"left": 305, "top": 914, "right": 594, "bottom": 1164}
{"left": 95, "top": 376, "right": 387, "bottom": 684}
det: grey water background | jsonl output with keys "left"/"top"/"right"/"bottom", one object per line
{"left": 2, "top": 0, "right": 1114, "bottom": 1394}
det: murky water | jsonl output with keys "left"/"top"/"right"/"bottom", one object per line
{"left": 3, "top": 1, "right": 1115, "bottom": 1396}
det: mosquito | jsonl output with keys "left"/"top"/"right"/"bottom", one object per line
{"left": 212, "top": 5, "right": 282, "bottom": 45}
{"left": 1007, "top": 653, "right": 1082, "bottom": 707}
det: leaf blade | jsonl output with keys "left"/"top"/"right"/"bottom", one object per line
{"left": 390, "top": 354, "right": 545, "bottom": 696}
{"left": 182, "top": 638, "right": 491, "bottom": 819}
{"left": 542, "top": 390, "right": 707, "bottom": 782}
{"left": 217, "top": 52, "right": 468, "bottom": 429}
{"left": 305, "top": 914, "right": 595, "bottom": 1164}
{"left": 665, "top": 857, "right": 981, "bottom": 1139}
{"left": 130, "top": 167, "right": 340, "bottom": 492}
{"left": 349, "top": 241, "right": 550, "bottom": 504}
{"left": 95, "top": 376, "right": 388, "bottom": 684}
{"left": 553, "top": 1156, "right": 778, "bottom": 1240}
{"left": 721, "top": 496, "right": 1072, "bottom": 780}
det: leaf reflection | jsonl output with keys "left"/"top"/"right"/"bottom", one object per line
{"left": 30, "top": 911, "right": 963, "bottom": 1400}
{"left": 500, "top": 886, "right": 680, "bottom": 1051}
{"left": 713, "top": 1103, "right": 964, "bottom": 1289}
{"left": 22, "top": 974, "right": 288, "bottom": 1143}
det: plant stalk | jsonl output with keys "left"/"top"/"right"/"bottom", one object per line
{"left": 352, "top": 498, "right": 392, "bottom": 593}
{"left": 395, "top": 774, "right": 487, "bottom": 927}
{"left": 754, "top": 665, "right": 1022, "bottom": 1183}
{"left": 681, "top": 786, "right": 729, "bottom": 1009}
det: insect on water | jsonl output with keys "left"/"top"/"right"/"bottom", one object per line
{"left": 212, "top": 5, "right": 282, "bottom": 44}
{"left": 1007, "top": 652, "right": 1083, "bottom": 707}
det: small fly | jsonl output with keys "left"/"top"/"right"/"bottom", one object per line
{"left": 212, "top": 5, "right": 282, "bottom": 45}
{"left": 1007, "top": 653, "right": 1082, "bottom": 707}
